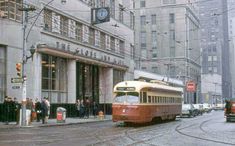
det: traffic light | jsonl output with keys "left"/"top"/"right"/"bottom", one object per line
{"left": 16, "top": 63, "right": 22, "bottom": 77}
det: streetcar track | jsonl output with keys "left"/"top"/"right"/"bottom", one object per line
{"left": 175, "top": 123, "right": 235, "bottom": 145}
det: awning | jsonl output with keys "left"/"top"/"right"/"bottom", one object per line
{"left": 36, "top": 46, "right": 128, "bottom": 71}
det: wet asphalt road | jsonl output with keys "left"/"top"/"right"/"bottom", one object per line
{"left": 0, "top": 110, "right": 234, "bottom": 146}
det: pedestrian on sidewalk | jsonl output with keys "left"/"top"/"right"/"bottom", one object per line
{"left": 41, "top": 97, "right": 48, "bottom": 124}
{"left": 44, "top": 97, "right": 50, "bottom": 123}
{"left": 3, "top": 96, "right": 11, "bottom": 125}
{"left": 80, "top": 99, "right": 85, "bottom": 118}
{"left": 84, "top": 98, "right": 90, "bottom": 119}
{"left": 13, "top": 97, "right": 21, "bottom": 125}
{"left": 35, "top": 98, "right": 42, "bottom": 122}
{"left": 76, "top": 99, "right": 80, "bottom": 118}
{"left": 92, "top": 101, "right": 98, "bottom": 118}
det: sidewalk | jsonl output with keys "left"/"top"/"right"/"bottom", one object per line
{"left": 0, "top": 115, "right": 112, "bottom": 129}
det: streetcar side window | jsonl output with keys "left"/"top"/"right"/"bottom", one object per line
{"left": 140, "top": 92, "right": 142, "bottom": 103}
{"left": 148, "top": 96, "right": 151, "bottom": 103}
{"left": 143, "top": 92, "right": 147, "bottom": 103}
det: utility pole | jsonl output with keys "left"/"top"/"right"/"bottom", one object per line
{"left": 213, "top": 82, "right": 218, "bottom": 107}
{"left": 19, "top": 1, "right": 36, "bottom": 126}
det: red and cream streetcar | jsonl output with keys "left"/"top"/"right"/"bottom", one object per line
{"left": 112, "top": 80, "right": 183, "bottom": 124}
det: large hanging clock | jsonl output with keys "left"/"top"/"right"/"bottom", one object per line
{"left": 97, "top": 8, "right": 109, "bottom": 21}
{"left": 91, "top": 7, "right": 110, "bottom": 24}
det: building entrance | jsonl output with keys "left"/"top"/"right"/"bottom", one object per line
{"left": 76, "top": 62, "right": 99, "bottom": 103}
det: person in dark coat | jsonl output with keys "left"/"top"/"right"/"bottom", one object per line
{"left": 92, "top": 101, "right": 98, "bottom": 118}
{"left": 41, "top": 98, "right": 48, "bottom": 124}
{"left": 84, "top": 98, "right": 90, "bottom": 118}
{"left": 80, "top": 99, "right": 85, "bottom": 118}
{"left": 35, "top": 98, "right": 42, "bottom": 122}
{"left": 3, "top": 96, "right": 10, "bottom": 125}
{"left": 13, "top": 97, "right": 21, "bottom": 125}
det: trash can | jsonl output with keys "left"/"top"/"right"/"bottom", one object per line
{"left": 56, "top": 107, "right": 66, "bottom": 123}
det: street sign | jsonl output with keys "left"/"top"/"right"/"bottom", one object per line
{"left": 11, "top": 77, "right": 24, "bottom": 83}
{"left": 12, "top": 86, "right": 21, "bottom": 89}
{"left": 186, "top": 81, "right": 196, "bottom": 92}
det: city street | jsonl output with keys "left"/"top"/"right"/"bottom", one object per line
{"left": 0, "top": 110, "right": 234, "bottom": 146}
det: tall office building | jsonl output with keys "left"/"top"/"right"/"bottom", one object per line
{"left": 134, "top": 0, "right": 201, "bottom": 103}
{"left": 199, "top": 0, "right": 232, "bottom": 104}
{"left": 227, "top": 0, "right": 235, "bottom": 98}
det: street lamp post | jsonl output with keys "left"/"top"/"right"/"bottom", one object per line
{"left": 20, "top": 0, "right": 66, "bottom": 126}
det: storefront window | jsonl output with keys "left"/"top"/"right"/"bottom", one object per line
{"left": 0, "top": 46, "right": 6, "bottom": 102}
{"left": 41, "top": 54, "right": 68, "bottom": 103}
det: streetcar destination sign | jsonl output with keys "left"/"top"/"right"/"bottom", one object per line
{"left": 116, "top": 87, "right": 135, "bottom": 91}
{"left": 11, "top": 77, "right": 24, "bottom": 83}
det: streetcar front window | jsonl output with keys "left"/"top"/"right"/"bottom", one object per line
{"left": 114, "top": 92, "right": 139, "bottom": 104}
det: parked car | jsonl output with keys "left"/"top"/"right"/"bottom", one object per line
{"left": 202, "top": 103, "right": 212, "bottom": 113}
{"left": 181, "top": 104, "right": 197, "bottom": 117}
{"left": 193, "top": 104, "right": 204, "bottom": 115}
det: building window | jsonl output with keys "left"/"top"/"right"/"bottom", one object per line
{"left": 151, "top": 14, "right": 156, "bottom": 25}
{"left": 110, "top": 0, "right": 115, "bottom": 18}
{"left": 141, "top": 66, "right": 146, "bottom": 70}
{"left": 212, "top": 46, "right": 217, "bottom": 52}
{"left": 113, "top": 70, "right": 124, "bottom": 87}
{"left": 140, "top": 15, "right": 146, "bottom": 26}
{"left": 0, "top": 46, "right": 6, "bottom": 102}
{"left": 152, "top": 31, "right": 157, "bottom": 49}
{"left": 44, "top": 9, "right": 52, "bottom": 31}
{"left": 169, "top": 13, "right": 175, "bottom": 23}
{"left": 100, "top": 32, "right": 106, "bottom": 49}
{"left": 140, "top": 31, "right": 146, "bottom": 49}
{"left": 75, "top": 22, "right": 82, "bottom": 41}
{"left": 208, "top": 66, "right": 212, "bottom": 73}
{"left": 208, "top": 56, "right": 212, "bottom": 61}
{"left": 68, "top": 19, "right": 76, "bottom": 39}
{"left": 119, "top": 40, "right": 124, "bottom": 55}
{"left": 105, "top": 34, "right": 110, "bottom": 50}
{"left": 0, "top": 0, "right": 22, "bottom": 22}
{"left": 163, "top": 0, "right": 176, "bottom": 4}
{"left": 130, "top": 44, "right": 135, "bottom": 59}
{"left": 95, "top": 30, "right": 100, "bottom": 47}
{"left": 82, "top": 25, "right": 89, "bottom": 43}
{"left": 60, "top": 16, "right": 68, "bottom": 36}
{"left": 170, "top": 47, "right": 175, "bottom": 57}
{"left": 41, "top": 54, "right": 68, "bottom": 103}
{"left": 152, "top": 52, "right": 157, "bottom": 58}
{"left": 110, "top": 36, "right": 115, "bottom": 52}
{"left": 89, "top": 27, "right": 95, "bottom": 45}
{"left": 213, "top": 56, "right": 217, "bottom": 61}
{"left": 152, "top": 66, "right": 158, "bottom": 73}
{"left": 119, "top": 4, "right": 124, "bottom": 23}
{"left": 52, "top": 12, "right": 61, "bottom": 34}
{"left": 130, "top": 11, "right": 134, "bottom": 29}
{"left": 213, "top": 66, "right": 217, "bottom": 73}
{"left": 169, "top": 30, "right": 175, "bottom": 47}
{"left": 140, "top": 0, "right": 145, "bottom": 8}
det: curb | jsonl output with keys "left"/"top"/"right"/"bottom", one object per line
{"left": 0, "top": 119, "right": 112, "bottom": 129}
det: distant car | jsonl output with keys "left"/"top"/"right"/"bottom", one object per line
{"left": 181, "top": 104, "right": 196, "bottom": 117}
{"left": 202, "top": 103, "right": 212, "bottom": 113}
{"left": 193, "top": 104, "right": 203, "bottom": 115}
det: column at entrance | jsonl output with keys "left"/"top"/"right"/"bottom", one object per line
{"left": 99, "top": 68, "right": 113, "bottom": 104}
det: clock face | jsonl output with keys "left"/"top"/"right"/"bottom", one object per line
{"left": 97, "top": 8, "right": 108, "bottom": 20}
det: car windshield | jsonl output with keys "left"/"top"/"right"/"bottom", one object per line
{"left": 114, "top": 92, "right": 139, "bottom": 104}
